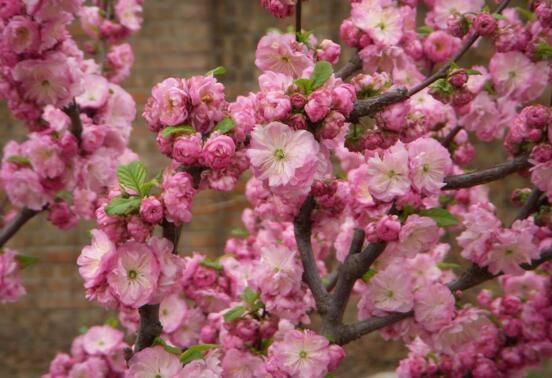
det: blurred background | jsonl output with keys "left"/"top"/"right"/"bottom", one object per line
{"left": 0, "top": 0, "right": 549, "bottom": 377}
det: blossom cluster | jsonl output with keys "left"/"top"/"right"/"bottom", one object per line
{"left": 0, "top": 249, "right": 26, "bottom": 304}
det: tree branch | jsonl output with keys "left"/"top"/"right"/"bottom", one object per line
{"left": 335, "top": 54, "right": 362, "bottom": 80}
{"left": 349, "top": 0, "right": 512, "bottom": 120}
{"left": 295, "top": 0, "right": 302, "bottom": 38}
{"left": 133, "top": 304, "right": 162, "bottom": 353}
{"left": 514, "top": 188, "right": 545, "bottom": 222}
{"left": 443, "top": 156, "right": 530, "bottom": 190}
{"left": 334, "top": 247, "right": 552, "bottom": 345}
{"left": 441, "top": 125, "right": 463, "bottom": 148}
{"left": 64, "top": 100, "right": 83, "bottom": 145}
{"left": 0, "top": 208, "right": 39, "bottom": 248}
{"left": 294, "top": 195, "right": 331, "bottom": 313}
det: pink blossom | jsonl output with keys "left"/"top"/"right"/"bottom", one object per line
{"left": 474, "top": 13, "right": 497, "bottom": 36}
{"left": 187, "top": 75, "right": 226, "bottom": 133}
{"left": 407, "top": 137, "right": 452, "bottom": 194}
{"left": 364, "top": 142, "right": 410, "bottom": 202}
{"left": 107, "top": 241, "right": 160, "bottom": 307}
{"left": 457, "top": 204, "right": 501, "bottom": 267}
{"left": 489, "top": 52, "right": 549, "bottom": 102}
{"left": 3, "top": 16, "right": 39, "bottom": 54}
{"left": 180, "top": 352, "right": 222, "bottom": 377}
{"left": 424, "top": 31, "right": 460, "bottom": 63}
{"left": 258, "top": 90, "right": 291, "bottom": 122}
{"left": 127, "top": 346, "right": 184, "bottom": 378}
{"left": 1, "top": 168, "right": 49, "bottom": 211}
{"left": 414, "top": 283, "right": 455, "bottom": 332}
{"left": 47, "top": 202, "right": 77, "bottom": 230}
{"left": 253, "top": 244, "right": 303, "bottom": 297}
{"left": 247, "top": 122, "right": 319, "bottom": 188}
{"left": 317, "top": 39, "right": 341, "bottom": 65}
{"left": 255, "top": 32, "right": 313, "bottom": 78}
{"left": 106, "top": 43, "right": 134, "bottom": 83}
{"left": 77, "top": 229, "right": 116, "bottom": 288}
{"left": 376, "top": 215, "right": 401, "bottom": 241}
{"left": 140, "top": 196, "right": 164, "bottom": 224}
{"left": 115, "top": 0, "right": 143, "bottom": 32}
{"left": 352, "top": 3, "right": 403, "bottom": 46}
{"left": 221, "top": 349, "right": 270, "bottom": 378}
{"left": 431, "top": 0, "right": 485, "bottom": 29}
{"left": 68, "top": 357, "right": 108, "bottom": 378}
{"left": 170, "top": 306, "right": 205, "bottom": 348}
{"left": 260, "top": 0, "right": 296, "bottom": 19}
{"left": 82, "top": 325, "right": 123, "bottom": 356}
{"left": 149, "top": 236, "right": 184, "bottom": 301}
{"left": 431, "top": 309, "right": 490, "bottom": 355}
{"left": 23, "top": 134, "right": 64, "bottom": 179}
{"left": 0, "top": 0, "right": 22, "bottom": 19}
{"left": 391, "top": 215, "right": 440, "bottom": 258}
{"left": 267, "top": 329, "right": 335, "bottom": 378}
{"left": 172, "top": 133, "right": 202, "bottom": 165}
{"left": 79, "top": 6, "right": 102, "bottom": 39}
{"left": 159, "top": 294, "right": 187, "bottom": 333}
{"left": 147, "top": 78, "right": 189, "bottom": 127}
{"left": 460, "top": 92, "right": 501, "bottom": 142}
{"left": 364, "top": 263, "right": 414, "bottom": 313}
{"left": 76, "top": 74, "right": 109, "bottom": 109}
{"left": 488, "top": 226, "right": 539, "bottom": 275}
{"left": 0, "top": 249, "right": 27, "bottom": 304}
{"left": 201, "top": 134, "right": 236, "bottom": 170}
{"left": 161, "top": 172, "right": 196, "bottom": 225}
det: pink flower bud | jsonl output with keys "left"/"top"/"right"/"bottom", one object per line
{"left": 448, "top": 69, "right": 468, "bottom": 88}
{"left": 527, "top": 128, "right": 543, "bottom": 142}
{"left": 474, "top": 13, "right": 497, "bottom": 36}
{"left": 127, "top": 216, "right": 152, "bottom": 242}
{"left": 287, "top": 113, "right": 307, "bottom": 130}
{"left": 172, "top": 134, "right": 202, "bottom": 165}
{"left": 525, "top": 105, "right": 550, "bottom": 129}
{"left": 139, "top": 196, "right": 164, "bottom": 224}
{"left": 192, "top": 265, "right": 218, "bottom": 288}
{"left": 290, "top": 93, "right": 307, "bottom": 109}
{"left": 48, "top": 202, "right": 78, "bottom": 230}
{"left": 320, "top": 111, "right": 345, "bottom": 140}
{"left": 530, "top": 144, "right": 552, "bottom": 163}
{"left": 317, "top": 39, "right": 341, "bottom": 65}
{"left": 201, "top": 134, "right": 236, "bottom": 170}
{"left": 502, "top": 295, "right": 522, "bottom": 315}
{"left": 376, "top": 215, "right": 401, "bottom": 241}
{"left": 327, "top": 345, "right": 345, "bottom": 371}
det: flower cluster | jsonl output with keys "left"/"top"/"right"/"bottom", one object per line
{"left": 0, "top": 249, "right": 26, "bottom": 304}
{"left": 260, "top": 0, "right": 297, "bottom": 19}
{"left": 44, "top": 325, "right": 128, "bottom": 378}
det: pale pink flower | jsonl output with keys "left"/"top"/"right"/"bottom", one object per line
{"left": 24, "top": 134, "right": 64, "bottom": 179}
{"left": 267, "top": 329, "right": 334, "bottom": 378}
{"left": 347, "top": 166, "right": 376, "bottom": 206}
{"left": 365, "top": 263, "right": 414, "bottom": 313}
{"left": 106, "top": 43, "right": 134, "bottom": 83}
{"left": 82, "top": 325, "right": 123, "bottom": 356}
{"left": 255, "top": 32, "right": 313, "bottom": 78}
{"left": 431, "top": 308, "right": 490, "bottom": 355}
{"left": 407, "top": 137, "right": 452, "bottom": 195}
{"left": 170, "top": 306, "right": 205, "bottom": 348}
{"left": 431, "top": 0, "right": 485, "bottom": 29}
{"left": 247, "top": 122, "right": 319, "bottom": 188}
{"left": 3, "top": 16, "right": 39, "bottom": 54}
{"left": 364, "top": 142, "right": 410, "bottom": 202}
{"left": 79, "top": 6, "right": 102, "bottom": 39}
{"left": 76, "top": 74, "right": 109, "bottom": 109}
{"left": 68, "top": 357, "right": 107, "bottom": 378}
{"left": 457, "top": 204, "right": 501, "bottom": 266}
{"left": 460, "top": 92, "right": 502, "bottom": 142}
{"left": 127, "top": 346, "right": 184, "bottom": 378}
{"left": 159, "top": 294, "right": 187, "bottom": 333}
{"left": 221, "top": 348, "right": 270, "bottom": 378}
{"left": 181, "top": 352, "right": 223, "bottom": 377}
{"left": 394, "top": 215, "right": 440, "bottom": 258}
{"left": 531, "top": 161, "right": 552, "bottom": 200}
{"left": 352, "top": 3, "right": 403, "bottom": 46}
{"left": 488, "top": 225, "right": 539, "bottom": 275}
{"left": 253, "top": 244, "right": 303, "bottom": 297}
{"left": 107, "top": 242, "right": 160, "bottom": 308}
{"left": 77, "top": 229, "right": 116, "bottom": 288}
{"left": 115, "top": 0, "right": 143, "bottom": 32}
{"left": 1, "top": 168, "right": 49, "bottom": 211}
{"left": 148, "top": 78, "right": 189, "bottom": 127}
{"left": 423, "top": 31, "right": 460, "bottom": 63}
{"left": 414, "top": 283, "right": 455, "bottom": 332}
{"left": 489, "top": 52, "right": 550, "bottom": 102}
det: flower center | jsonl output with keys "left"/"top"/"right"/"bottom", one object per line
{"left": 505, "top": 249, "right": 514, "bottom": 256}
{"left": 387, "top": 169, "right": 397, "bottom": 178}
{"left": 422, "top": 163, "right": 430, "bottom": 173}
{"left": 299, "top": 350, "right": 308, "bottom": 359}
{"left": 128, "top": 270, "right": 138, "bottom": 280}
{"left": 41, "top": 80, "right": 50, "bottom": 87}
{"left": 377, "top": 21, "right": 386, "bottom": 31}
{"left": 386, "top": 289, "right": 395, "bottom": 299}
{"left": 273, "top": 148, "right": 286, "bottom": 161}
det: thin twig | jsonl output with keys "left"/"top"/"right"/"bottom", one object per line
{"left": 0, "top": 208, "right": 39, "bottom": 248}
{"left": 335, "top": 54, "right": 362, "bottom": 80}
{"left": 514, "top": 188, "right": 544, "bottom": 222}
{"left": 295, "top": 0, "right": 302, "bottom": 39}
{"left": 441, "top": 125, "right": 463, "bottom": 148}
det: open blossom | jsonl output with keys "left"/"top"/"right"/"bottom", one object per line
{"left": 457, "top": 204, "right": 501, "bottom": 266}
{"left": 181, "top": 352, "right": 223, "bottom": 377}
{"left": 487, "top": 225, "right": 539, "bottom": 275}
{"left": 146, "top": 78, "right": 189, "bottom": 127}
{"left": 431, "top": 309, "right": 490, "bottom": 355}
{"left": 3, "top": 16, "right": 39, "bottom": 54}
{"left": 260, "top": 0, "right": 296, "bottom": 18}
{"left": 255, "top": 32, "right": 313, "bottom": 78}
{"left": 76, "top": 74, "right": 109, "bottom": 109}
{"left": 407, "top": 137, "right": 452, "bottom": 195}
{"left": 115, "top": 0, "right": 143, "bottom": 32}
{"left": 364, "top": 142, "right": 410, "bottom": 202}
{"left": 247, "top": 122, "right": 319, "bottom": 188}
{"left": 267, "top": 329, "right": 339, "bottom": 378}
{"left": 364, "top": 263, "right": 415, "bottom": 313}
{"left": 414, "top": 283, "right": 455, "bottom": 332}
{"left": 201, "top": 134, "right": 236, "bottom": 170}
{"left": 187, "top": 75, "right": 226, "bottom": 133}
{"left": 82, "top": 326, "right": 123, "bottom": 356}
{"left": 0, "top": 249, "right": 26, "bottom": 304}
{"left": 252, "top": 244, "right": 303, "bottom": 296}
{"left": 221, "top": 349, "right": 270, "bottom": 378}
{"left": 431, "top": 0, "right": 485, "bottom": 29}
{"left": 107, "top": 242, "right": 160, "bottom": 307}
{"left": 127, "top": 346, "right": 184, "bottom": 378}
{"left": 423, "top": 31, "right": 459, "bottom": 63}
{"left": 390, "top": 215, "right": 440, "bottom": 258}
{"left": 159, "top": 294, "right": 187, "bottom": 333}
{"left": 352, "top": 3, "right": 403, "bottom": 46}
{"left": 1, "top": 168, "right": 49, "bottom": 210}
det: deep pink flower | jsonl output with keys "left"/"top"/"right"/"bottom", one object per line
{"left": 0, "top": 249, "right": 27, "bottom": 304}
{"left": 201, "top": 134, "right": 236, "bottom": 170}
{"left": 161, "top": 172, "right": 196, "bottom": 225}
{"left": 172, "top": 133, "right": 202, "bottom": 165}
{"left": 140, "top": 196, "right": 164, "bottom": 224}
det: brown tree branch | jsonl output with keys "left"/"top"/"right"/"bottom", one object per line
{"left": 0, "top": 208, "right": 40, "bottom": 248}
{"left": 64, "top": 100, "right": 83, "bottom": 145}
{"left": 514, "top": 188, "right": 545, "bottom": 222}
{"left": 295, "top": 0, "right": 302, "bottom": 38}
{"left": 335, "top": 54, "right": 362, "bottom": 80}
{"left": 441, "top": 125, "right": 463, "bottom": 148}
{"left": 443, "top": 156, "right": 530, "bottom": 190}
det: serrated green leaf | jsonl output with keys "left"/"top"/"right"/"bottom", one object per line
{"left": 214, "top": 117, "right": 236, "bottom": 134}
{"left": 200, "top": 258, "right": 222, "bottom": 271}
{"left": 15, "top": 254, "right": 39, "bottom": 269}
{"left": 153, "top": 337, "right": 183, "bottom": 355}
{"left": 310, "top": 61, "right": 333, "bottom": 91}
{"left": 105, "top": 196, "right": 141, "bottom": 216}
{"left": 419, "top": 208, "right": 459, "bottom": 227}
{"left": 431, "top": 78, "right": 454, "bottom": 95}
{"left": 206, "top": 66, "right": 226, "bottom": 76}
{"left": 180, "top": 344, "right": 219, "bottom": 365}
{"left": 161, "top": 125, "right": 195, "bottom": 139}
{"left": 224, "top": 305, "right": 246, "bottom": 322}
{"left": 242, "top": 288, "right": 259, "bottom": 306}
{"left": 231, "top": 228, "right": 248, "bottom": 237}
{"left": 7, "top": 155, "right": 31, "bottom": 166}
{"left": 117, "top": 161, "right": 147, "bottom": 196}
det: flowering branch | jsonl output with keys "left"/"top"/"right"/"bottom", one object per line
{"left": 514, "top": 188, "right": 545, "bottom": 221}
{"left": 443, "top": 155, "right": 530, "bottom": 190}
{"left": 333, "top": 248, "right": 552, "bottom": 345}
{"left": 349, "top": 0, "right": 513, "bottom": 120}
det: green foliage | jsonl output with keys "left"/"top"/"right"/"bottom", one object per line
{"left": 104, "top": 196, "right": 142, "bottom": 216}
{"left": 7, "top": 155, "right": 31, "bottom": 167}
{"left": 419, "top": 208, "right": 459, "bottom": 227}
{"left": 15, "top": 254, "right": 39, "bottom": 269}
{"left": 200, "top": 258, "right": 223, "bottom": 271}
{"left": 214, "top": 117, "right": 236, "bottom": 134}
{"left": 180, "top": 344, "right": 220, "bottom": 365}
{"left": 223, "top": 305, "right": 246, "bottom": 322}
{"left": 153, "top": 337, "right": 183, "bottom": 355}
{"left": 230, "top": 228, "right": 249, "bottom": 237}
{"left": 206, "top": 66, "right": 226, "bottom": 76}
{"left": 293, "top": 61, "right": 334, "bottom": 96}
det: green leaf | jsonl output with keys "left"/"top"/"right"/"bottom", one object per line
{"left": 7, "top": 155, "right": 31, "bottom": 167}
{"left": 516, "top": 7, "right": 535, "bottom": 23}
{"left": 206, "top": 66, "right": 226, "bottom": 76}
{"left": 200, "top": 258, "right": 223, "bottom": 271}
{"left": 105, "top": 196, "right": 142, "bottom": 216}
{"left": 214, "top": 117, "right": 236, "bottom": 134}
{"left": 153, "top": 337, "right": 182, "bottom": 355}
{"left": 361, "top": 269, "right": 377, "bottom": 282}
{"left": 79, "top": 326, "right": 89, "bottom": 334}
{"left": 399, "top": 205, "right": 416, "bottom": 223}
{"left": 310, "top": 61, "right": 333, "bottom": 91}
{"left": 161, "top": 125, "right": 196, "bottom": 139}
{"left": 465, "top": 69, "right": 482, "bottom": 76}
{"left": 223, "top": 305, "right": 246, "bottom": 322}
{"left": 180, "top": 344, "right": 219, "bottom": 365}
{"left": 230, "top": 228, "right": 248, "bottom": 237}
{"left": 242, "top": 288, "right": 259, "bottom": 307}
{"left": 484, "top": 80, "right": 496, "bottom": 96}
{"left": 417, "top": 26, "right": 434, "bottom": 36}
{"left": 294, "top": 78, "right": 313, "bottom": 95}
{"left": 492, "top": 13, "right": 507, "bottom": 21}
{"left": 419, "top": 208, "right": 459, "bottom": 227}
{"left": 117, "top": 161, "right": 147, "bottom": 196}
{"left": 296, "top": 30, "right": 313, "bottom": 45}
{"left": 437, "top": 262, "right": 461, "bottom": 270}
{"left": 104, "top": 317, "right": 119, "bottom": 329}
{"left": 15, "top": 254, "right": 39, "bottom": 269}
{"left": 535, "top": 41, "right": 552, "bottom": 60}
{"left": 431, "top": 78, "right": 454, "bottom": 95}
